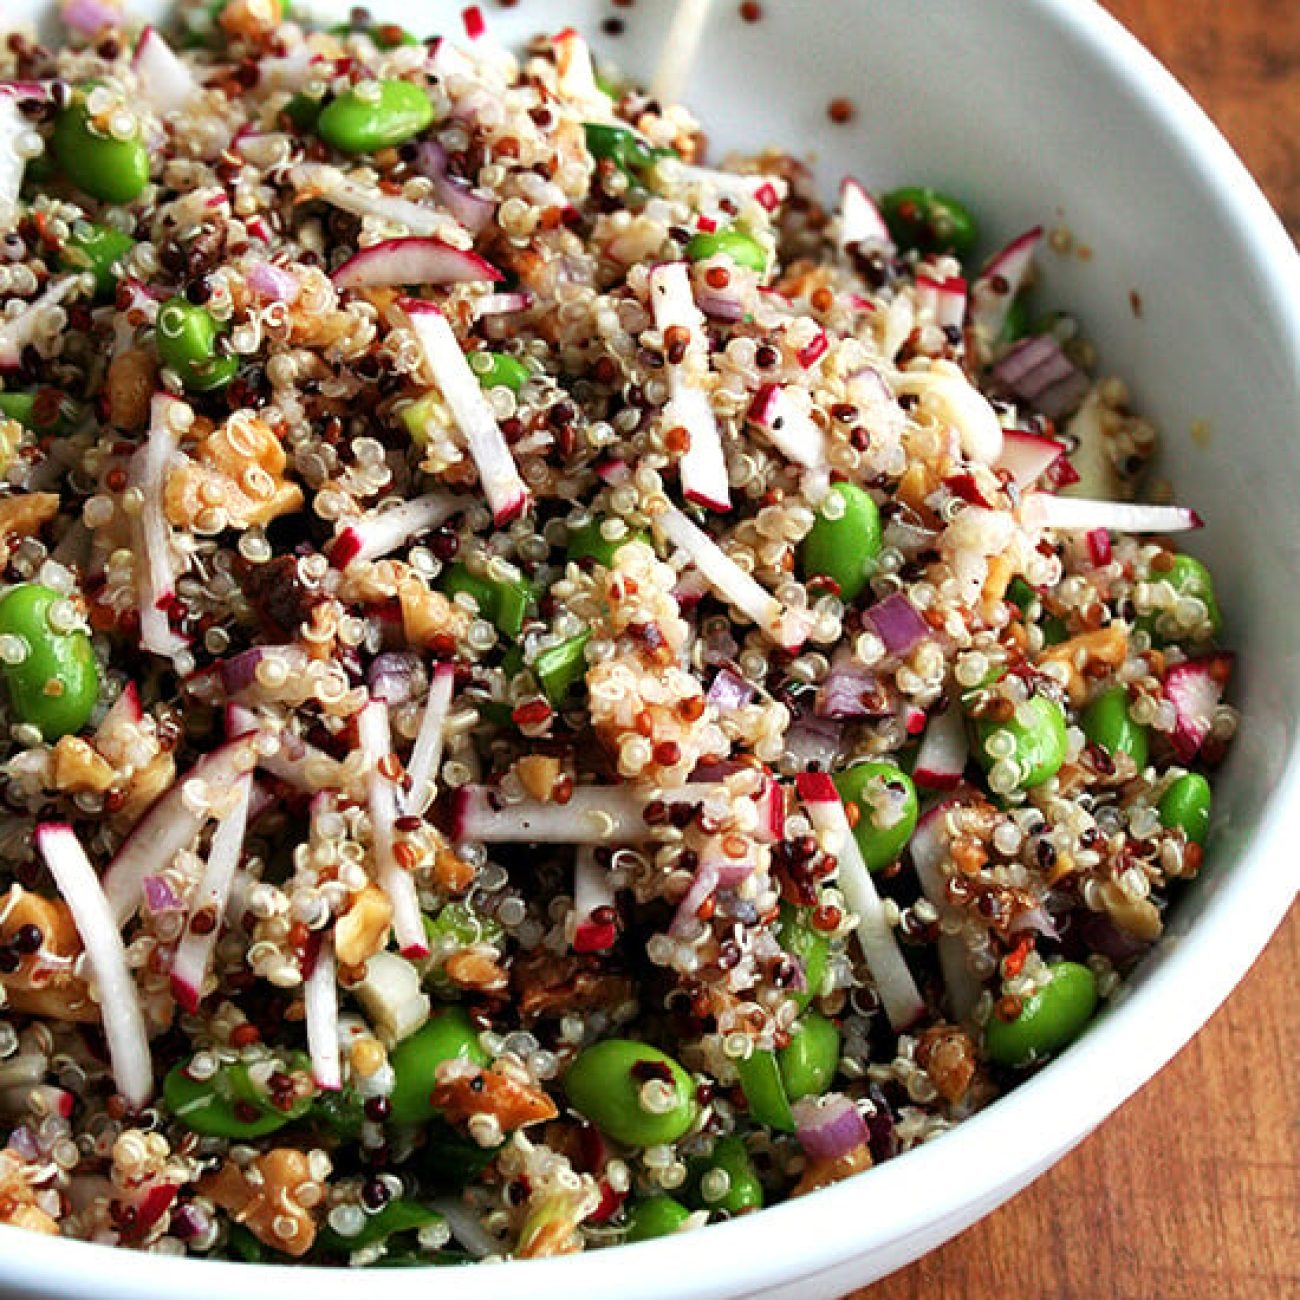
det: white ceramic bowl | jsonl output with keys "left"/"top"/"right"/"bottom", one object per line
{"left": 3, "top": 1, "right": 1298, "bottom": 1296}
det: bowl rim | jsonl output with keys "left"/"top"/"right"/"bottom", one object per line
{"left": 2, "top": 1, "right": 1298, "bottom": 1296}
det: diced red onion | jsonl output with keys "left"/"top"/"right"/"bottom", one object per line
{"left": 1009, "top": 904, "right": 1060, "bottom": 941}
{"left": 991, "top": 333, "right": 1089, "bottom": 421}
{"left": 35, "top": 824, "right": 153, "bottom": 1108}
{"left": 304, "top": 930, "right": 341, "bottom": 1090}
{"left": 400, "top": 661, "right": 456, "bottom": 817}
{"left": 141, "top": 874, "right": 183, "bottom": 915}
{"left": 61, "top": 0, "right": 121, "bottom": 37}
{"left": 669, "top": 858, "right": 753, "bottom": 938}
{"left": 792, "top": 1093, "right": 869, "bottom": 1162}
{"left": 866, "top": 592, "right": 930, "bottom": 656}
{"left": 246, "top": 260, "right": 300, "bottom": 303}
{"left": 706, "top": 666, "right": 755, "bottom": 711}
{"left": 414, "top": 142, "right": 495, "bottom": 234}
{"left": 816, "top": 651, "right": 886, "bottom": 721}
{"left": 219, "top": 645, "right": 309, "bottom": 700}
{"left": 781, "top": 714, "right": 842, "bottom": 771}
{"left": 368, "top": 652, "right": 422, "bottom": 707}
{"left": 694, "top": 288, "right": 746, "bottom": 322}
{"left": 1079, "top": 913, "right": 1151, "bottom": 966}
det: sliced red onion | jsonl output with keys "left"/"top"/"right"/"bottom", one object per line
{"left": 414, "top": 142, "right": 495, "bottom": 235}
{"left": 219, "top": 645, "right": 309, "bottom": 700}
{"left": 970, "top": 227, "right": 1042, "bottom": 344}
{"left": 894, "top": 359, "right": 1004, "bottom": 465}
{"left": 991, "top": 334, "right": 1089, "bottom": 420}
{"left": 669, "top": 858, "right": 753, "bottom": 938}
{"left": 815, "top": 651, "right": 887, "bottom": 721}
{"left": 368, "top": 652, "right": 422, "bottom": 708}
{"left": 572, "top": 845, "right": 618, "bottom": 952}
{"left": 128, "top": 395, "right": 188, "bottom": 660}
{"left": 792, "top": 1092, "right": 869, "bottom": 1162}
{"left": 655, "top": 506, "right": 810, "bottom": 652}
{"left": 400, "top": 661, "right": 455, "bottom": 817}
{"left": 781, "top": 714, "right": 842, "bottom": 771}
{"left": 706, "top": 666, "right": 755, "bottom": 711}
{"left": 333, "top": 236, "right": 502, "bottom": 291}
{"left": 649, "top": 262, "right": 731, "bottom": 511}
{"left": 141, "top": 874, "right": 183, "bottom": 915}
{"left": 747, "top": 384, "right": 828, "bottom": 471}
{"left": 453, "top": 781, "right": 781, "bottom": 845}
{"left": 61, "top": 0, "right": 123, "bottom": 36}
{"left": 914, "top": 703, "right": 968, "bottom": 791}
{"left": 650, "top": 0, "right": 713, "bottom": 104}
{"left": 35, "top": 824, "right": 153, "bottom": 1108}
{"left": 245, "top": 260, "right": 300, "bottom": 303}
{"left": 358, "top": 699, "right": 428, "bottom": 958}
{"left": 132, "top": 27, "right": 199, "bottom": 115}
{"left": 694, "top": 288, "right": 746, "bottom": 323}
{"left": 994, "top": 429, "right": 1068, "bottom": 489}
{"left": 1020, "top": 493, "right": 1203, "bottom": 535}
{"left": 291, "top": 164, "right": 449, "bottom": 238}
{"left": 1165, "top": 653, "right": 1232, "bottom": 762}
{"left": 471, "top": 291, "right": 532, "bottom": 321}
{"left": 103, "top": 735, "right": 261, "bottom": 925}
{"left": 169, "top": 773, "right": 252, "bottom": 1014}
{"left": 796, "top": 773, "right": 925, "bottom": 1031}
{"left": 402, "top": 300, "right": 529, "bottom": 526}
{"left": 837, "top": 177, "right": 893, "bottom": 253}
{"left": 304, "top": 929, "right": 341, "bottom": 1091}
{"left": 1009, "top": 903, "right": 1060, "bottom": 941}
{"left": 1035, "top": 370, "right": 1092, "bottom": 421}
{"left": 916, "top": 273, "right": 967, "bottom": 332}
{"left": 865, "top": 592, "right": 930, "bottom": 657}
{"left": 332, "top": 491, "right": 466, "bottom": 569}
{"left": 0, "top": 275, "right": 82, "bottom": 371}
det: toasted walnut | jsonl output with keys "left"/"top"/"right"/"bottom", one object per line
{"left": 515, "top": 754, "right": 562, "bottom": 802}
{"left": 915, "top": 1025, "right": 978, "bottom": 1105}
{"left": 792, "top": 1143, "right": 872, "bottom": 1196}
{"left": 443, "top": 948, "right": 508, "bottom": 993}
{"left": 432, "top": 840, "right": 477, "bottom": 895}
{"left": 514, "top": 950, "right": 634, "bottom": 1023}
{"left": 0, "top": 887, "right": 96, "bottom": 1023}
{"left": 333, "top": 885, "right": 392, "bottom": 968}
{"left": 0, "top": 493, "right": 58, "bottom": 544}
{"left": 1038, "top": 625, "right": 1129, "bottom": 706}
{"left": 51, "top": 736, "right": 116, "bottom": 795}
{"left": 431, "top": 1064, "right": 557, "bottom": 1132}
{"left": 218, "top": 0, "right": 283, "bottom": 41}
{"left": 200, "top": 1148, "right": 321, "bottom": 1258}
{"left": 106, "top": 349, "right": 156, "bottom": 430}
{"left": 398, "top": 575, "right": 471, "bottom": 652}
{"left": 1099, "top": 881, "right": 1163, "bottom": 942}
{"left": 0, "top": 1150, "right": 59, "bottom": 1235}
{"left": 165, "top": 413, "right": 302, "bottom": 531}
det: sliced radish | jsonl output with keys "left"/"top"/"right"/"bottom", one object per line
{"left": 649, "top": 262, "right": 730, "bottom": 511}
{"left": 747, "top": 384, "right": 828, "bottom": 470}
{"left": 1059, "top": 388, "right": 1119, "bottom": 500}
{"left": 894, "top": 359, "right": 1004, "bottom": 465}
{"left": 668, "top": 162, "right": 788, "bottom": 210}
{"left": 1020, "top": 493, "right": 1203, "bottom": 534}
{"left": 914, "top": 703, "right": 969, "bottom": 791}
{"left": 331, "top": 492, "right": 466, "bottom": 569}
{"left": 128, "top": 394, "right": 188, "bottom": 660}
{"left": 837, "top": 177, "right": 893, "bottom": 252}
{"left": 133, "top": 27, "right": 200, "bottom": 116}
{"left": 103, "top": 735, "right": 261, "bottom": 926}
{"left": 915, "top": 274, "right": 967, "bottom": 332}
{"left": 453, "top": 780, "right": 781, "bottom": 846}
{"left": 401, "top": 299, "right": 530, "bottom": 525}
{"left": 400, "top": 661, "right": 455, "bottom": 817}
{"left": 553, "top": 28, "right": 610, "bottom": 115}
{"left": 357, "top": 699, "right": 429, "bottom": 958}
{"left": 332, "top": 237, "right": 502, "bottom": 291}
{"left": 572, "top": 845, "right": 617, "bottom": 952}
{"left": 35, "top": 824, "right": 153, "bottom": 1109}
{"left": 650, "top": 0, "right": 714, "bottom": 104}
{"left": 472, "top": 291, "right": 532, "bottom": 321}
{"left": 0, "top": 94, "right": 26, "bottom": 227}
{"left": 795, "top": 773, "right": 925, "bottom": 1031}
{"left": 169, "top": 773, "right": 252, "bottom": 1014}
{"left": 0, "top": 275, "right": 82, "bottom": 371}
{"left": 291, "top": 163, "right": 449, "bottom": 238}
{"left": 304, "top": 929, "right": 341, "bottom": 1091}
{"left": 994, "top": 429, "right": 1068, "bottom": 489}
{"left": 1164, "top": 654, "right": 1232, "bottom": 762}
{"left": 970, "top": 226, "right": 1042, "bottom": 344}
{"left": 1085, "top": 527, "right": 1112, "bottom": 567}
{"left": 654, "top": 505, "right": 810, "bottom": 652}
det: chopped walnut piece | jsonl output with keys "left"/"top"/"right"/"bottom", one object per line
{"left": 432, "top": 840, "right": 477, "bottom": 895}
{"left": 333, "top": 885, "right": 392, "bottom": 968}
{"left": 915, "top": 1024, "right": 978, "bottom": 1105}
{"left": 0, "top": 887, "right": 96, "bottom": 1023}
{"left": 218, "top": 0, "right": 283, "bottom": 41}
{"left": 513, "top": 949, "right": 634, "bottom": 1023}
{"left": 0, "top": 493, "right": 59, "bottom": 543}
{"left": 0, "top": 1150, "right": 59, "bottom": 1235}
{"left": 1038, "top": 625, "right": 1129, "bottom": 706}
{"left": 1099, "top": 881, "right": 1163, "bottom": 943}
{"left": 398, "top": 574, "right": 470, "bottom": 652}
{"left": 443, "top": 948, "right": 509, "bottom": 993}
{"left": 106, "top": 349, "right": 156, "bottom": 431}
{"left": 51, "top": 736, "right": 116, "bottom": 795}
{"left": 516, "top": 754, "right": 561, "bottom": 802}
{"left": 792, "top": 1143, "right": 872, "bottom": 1196}
{"left": 110, "top": 750, "right": 178, "bottom": 832}
{"left": 200, "top": 1148, "right": 321, "bottom": 1258}
{"left": 431, "top": 1064, "right": 558, "bottom": 1132}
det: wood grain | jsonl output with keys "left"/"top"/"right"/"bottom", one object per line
{"left": 859, "top": 5, "right": 1299, "bottom": 1295}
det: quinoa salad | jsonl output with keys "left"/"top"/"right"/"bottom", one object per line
{"left": 0, "top": 0, "right": 1235, "bottom": 1268}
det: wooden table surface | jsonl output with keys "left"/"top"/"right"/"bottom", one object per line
{"left": 862, "top": 4, "right": 1299, "bottom": 1297}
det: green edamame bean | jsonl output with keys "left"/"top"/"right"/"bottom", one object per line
{"left": 972, "top": 694, "right": 1068, "bottom": 791}
{"left": 311, "top": 1087, "right": 365, "bottom": 1140}
{"left": 777, "top": 1012, "right": 841, "bottom": 1101}
{"left": 156, "top": 296, "right": 238, "bottom": 392}
{"left": 832, "top": 761, "right": 919, "bottom": 872}
{"left": 735, "top": 1047, "right": 795, "bottom": 1132}
{"left": 799, "top": 482, "right": 882, "bottom": 604}
{"left": 163, "top": 1052, "right": 314, "bottom": 1138}
{"left": 1081, "top": 686, "right": 1148, "bottom": 768}
{"left": 880, "top": 186, "right": 978, "bottom": 259}
{"left": 1001, "top": 294, "right": 1032, "bottom": 343}
{"left": 564, "top": 1039, "right": 697, "bottom": 1147}
{"left": 467, "top": 351, "right": 531, "bottom": 393}
{"left": 0, "top": 584, "right": 100, "bottom": 740}
{"left": 283, "top": 90, "right": 325, "bottom": 131}
{"left": 775, "top": 901, "right": 830, "bottom": 1010}
{"left": 1141, "top": 553, "right": 1222, "bottom": 644}
{"left": 623, "top": 1196, "right": 691, "bottom": 1243}
{"left": 684, "top": 227, "right": 767, "bottom": 274}
{"left": 328, "top": 21, "right": 420, "bottom": 49}
{"left": 388, "top": 1007, "right": 491, "bottom": 1127}
{"left": 686, "top": 1135, "right": 763, "bottom": 1216}
{"left": 583, "top": 123, "right": 671, "bottom": 177}
{"left": 59, "top": 222, "right": 136, "bottom": 298}
{"left": 440, "top": 564, "right": 535, "bottom": 640}
{"left": 227, "top": 1223, "right": 265, "bottom": 1263}
{"left": 566, "top": 518, "right": 649, "bottom": 569}
{"left": 0, "top": 390, "right": 80, "bottom": 435}
{"left": 419, "top": 1118, "right": 498, "bottom": 1189}
{"left": 317, "top": 79, "right": 435, "bottom": 154}
{"left": 52, "top": 95, "right": 151, "bottom": 205}
{"left": 319, "top": 1200, "right": 445, "bottom": 1253}
{"left": 1158, "top": 772, "right": 1212, "bottom": 845}
{"left": 984, "top": 960, "right": 1098, "bottom": 1067}
{"left": 533, "top": 631, "right": 591, "bottom": 706}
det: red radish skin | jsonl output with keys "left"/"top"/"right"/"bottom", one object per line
{"left": 971, "top": 226, "right": 1043, "bottom": 344}
{"left": 914, "top": 704, "right": 969, "bottom": 790}
{"left": 995, "top": 429, "right": 1069, "bottom": 489}
{"left": 837, "top": 178, "right": 894, "bottom": 251}
{"left": 1164, "top": 654, "right": 1233, "bottom": 761}
{"left": 330, "top": 492, "right": 466, "bottom": 569}
{"left": 332, "top": 238, "right": 502, "bottom": 290}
